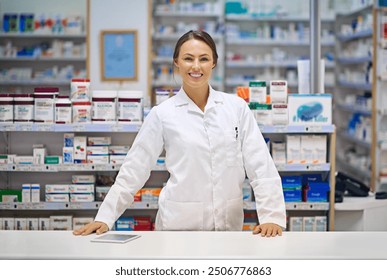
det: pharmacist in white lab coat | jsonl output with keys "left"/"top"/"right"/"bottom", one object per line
{"left": 74, "top": 30, "right": 286, "bottom": 237}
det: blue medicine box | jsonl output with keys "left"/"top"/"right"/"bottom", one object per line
{"left": 307, "top": 182, "right": 330, "bottom": 202}
{"left": 282, "top": 176, "right": 302, "bottom": 202}
{"left": 115, "top": 217, "right": 135, "bottom": 231}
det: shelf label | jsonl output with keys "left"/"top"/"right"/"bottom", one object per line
{"left": 35, "top": 124, "right": 54, "bottom": 131}
{"left": 306, "top": 126, "right": 323, "bottom": 133}
{"left": 73, "top": 124, "right": 86, "bottom": 132}
{"left": 1, "top": 124, "right": 15, "bottom": 131}
{"left": 18, "top": 123, "right": 33, "bottom": 131}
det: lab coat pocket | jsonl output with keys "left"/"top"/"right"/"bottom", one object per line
{"left": 226, "top": 196, "right": 244, "bottom": 231}
{"left": 162, "top": 200, "right": 204, "bottom": 230}
{"left": 224, "top": 130, "right": 243, "bottom": 167}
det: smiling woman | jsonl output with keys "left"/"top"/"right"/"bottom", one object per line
{"left": 73, "top": 30, "right": 286, "bottom": 238}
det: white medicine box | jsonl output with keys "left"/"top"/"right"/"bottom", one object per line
{"left": 288, "top": 94, "right": 332, "bottom": 125}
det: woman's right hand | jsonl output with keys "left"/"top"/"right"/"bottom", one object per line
{"left": 73, "top": 221, "right": 109, "bottom": 236}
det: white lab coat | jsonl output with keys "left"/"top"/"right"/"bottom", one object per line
{"left": 95, "top": 86, "right": 286, "bottom": 231}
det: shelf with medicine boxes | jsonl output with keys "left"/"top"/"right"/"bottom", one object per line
{"left": 223, "top": 1, "right": 336, "bottom": 95}
{"left": 333, "top": 3, "right": 374, "bottom": 189}
{"left": 150, "top": 0, "right": 225, "bottom": 106}
{"left": 0, "top": 12, "right": 87, "bottom": 94}
{"left": 235, "top": 78, "right": 336, "bottom": 231}
{"left": 371, "top": 4, "right": 387, "bottom": 192}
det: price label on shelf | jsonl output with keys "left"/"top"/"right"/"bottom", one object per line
{"left": 1, "top": 124, "right": 16, "bottom": 131}
{"left": 306, "top": 126, "right": 323, "bottom": 133}
{"left": 35, "top": 124, "right": 54, "bottom": 131}
{"left": 73, "top": 124, "right": 86, "bottom": 132}
{"left": 17, "top": 165, "right": 31, "bottom": 171}
{"left": 18, "top": 123, "right": 33, "bottom": 131}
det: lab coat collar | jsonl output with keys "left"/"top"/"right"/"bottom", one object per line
{"left": 174, "top": 85, "right": 223, "bottom": 113}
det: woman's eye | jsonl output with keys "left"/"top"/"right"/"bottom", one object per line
{"left": 200, "top": 57, "right": 209, "bottom": 61}
{"left": 184, "top": 57, "right": 193, "bottom": 61}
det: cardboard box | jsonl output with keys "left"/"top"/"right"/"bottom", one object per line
{"left": 288, "top": 94, "right": 332, "bottom": 125}
{"left": 39, "top": 218, "right": 50, "bottom": 231}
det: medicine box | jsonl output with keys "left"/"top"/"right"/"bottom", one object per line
{"left": 109, "top": 155, "right": 126, "bottom": 165}
{"left": 64, "top": 133, "right": 74, "bottom": 147}
{"left": 22, "top": 184, "right": 31, "bottom": 203}
{"left": 109, "top": 146, "right": 130, "bottom": 155}
{"left": 307, "top": 182, "right": 330, "bottom": 202}
{"left": 15, "top": 218, "right": 27, "bottom": 230}
{"left": 141, "top": 188, "right": 161, "bottom": 202}
{"left": 72, "top": 175, "right": 95, "bottom": 184}
{"left": 313, "top": 135, "right": 327, "bottom": 163}
{"left": 26, "top": 218, "right": 39, "bottom": 231}
{"left": 63, "top": 147, "right": 74, "bottom": 164}
{"left": 288, "top": 94, "right": 332, "bottom": 125}
{"left": 271, "top": 141, "right": 286, "bottom": 165}
{"left": 2, "top": 217, "right": 15, "bottom": 230}
{"left": 303, "top": 217, "right": 315, "bottom": 231}
{"left": 289, "top": 217, "right": 303, "bottom": 231}
{"left": 31, "top": 184, "right": 40, "bottom": 202}
{"left": 272, "top": 104, "right": 288, "bottom": 125}
{"left": 115, "top": 217, "right": 135, "bottom": 231}
{"left": 45, "top": 193, "right": 69, "bottom": 202}
{"left": 286, "top": 135, "right": 301, "bottom": 164}
{"left": 50, "top": 215, "right": 72, "bottom": 231}
{"left": 73, "top": 136, "right": 87, "bottom": 160}
{"left": 315, "top": 216, "right": 327, "bottom": 231}
{"left": 282, "top": 176, "right": 302, "bottom": 202}
{"left": 87, "top": 137, "right": 111, "bottom": 146}
{"left": 300, "top": 135, "right": 314, "bottom": 164}
{"left": 86, "top": 146, "right": 109, "bottom": 155}
{"left": 70, "top": 193, "right": 94, "bottom": 202}
{"left": 33, "top": 148, "right": 46, "bottom": 164}
{"left": 70, "top": 184, "right": 94, "bottom": 193}
{"left": 45, "top": 184, "right": 70, "bottom": 193}
{"left": 87, "top": 155, "right": 109, "bottom": 164}
{"left": 39, "top": 218, "right": 50, "bottom": 231}
{"left": 270, "top": 80, "right": 288, "bottom": 103}
{"left": 249, "top": 81, "right": 267, "bottom": 103}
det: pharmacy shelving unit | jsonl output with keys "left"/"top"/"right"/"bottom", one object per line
{"left": 0, "top": 32, "right": 87, "bottom": 94}
{"left": 334, "top": 4, "right": 374, "bottom": 188}
{"left": 224, "top": 14, "right": 336, "bottom": 94}
{"left": 371, "top": 4, "right": 387, "bottom": 192}
{"left": 0, "top": 123, "right": 336, "bottom": 231}
{"left": 150, "top": 0, "right": 225, "bottom": 105}
{"left": 0, "top": 123, "right": 169, "bottom": 226}
{"left": 255, "top": 124, "right": 336, "bottom": 231}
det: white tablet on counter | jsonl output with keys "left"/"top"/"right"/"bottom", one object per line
{"left": 91, "top": 234, "right": 141, "bottom": 244}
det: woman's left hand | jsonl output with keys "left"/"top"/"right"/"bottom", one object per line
{"left": 253, "top": 223, "right": 283, "bottom": 237}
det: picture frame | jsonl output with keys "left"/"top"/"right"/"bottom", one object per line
{"left": 100, "top": 29, "right": 138, "bottom": 81}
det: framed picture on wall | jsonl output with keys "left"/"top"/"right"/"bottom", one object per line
{"left": 100, "top": 29, "right": 138, "bottom": 81}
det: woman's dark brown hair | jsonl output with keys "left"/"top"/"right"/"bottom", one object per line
{"left": 173, "top": 30, "right": 218, "bottom": 68}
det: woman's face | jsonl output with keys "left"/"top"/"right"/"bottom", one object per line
{"left": 174, "top": 39, "right": 215, "bottom": 92}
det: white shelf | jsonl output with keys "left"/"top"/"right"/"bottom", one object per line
{"left": 0, "top": 80, "right": 72, "bottom": 86}
{"left": 275, "top": 163, "right": 330, "bottom": 172}
{"left": 0, "top": 164, "right": 168, "bottom": 172}
{"left": 152, "top": 57, "right": 173, "bottom": 63}
{"left": 0, "top": 32, "right": 86, "bottom": 38}
{"left": 154, "top": 10, "right": 220, "bottom": 17}
{"left": 154, "top": 33, "right": 223, "bottom": 41}
{"left": 335, "top": 103, "right": 372, "bottom": 116}
{"left": 336, "top": 29, "right": 373, "bottom": 42}
{"left": 0, "top": 123, "right": 142, "bottom": 132}
{"left": 337, "top": 81, "right": 372, "bottom": 91}
{"left": 336, "top": 56, "right": 372, "bottom": 64}
{"left": 225, "top": 14, "right": 334, "bottom": 22}
{"left": 243, "top": 201, "right": 329, "bottom": 211}
{"left": 0, "top": 201, "right": 159, "bottom": 210}
{"left": 260, "top": 125, "right": 335, "bottom": 134}
{"left": 337, "top": 4, "right": 373, "bottom": 17}
{"left": 337, "top": 131, "right": 371, "bottom": 149}
{"left": 226, "top": 60, "right": 335, "bottom": 69}
{"left": 0, "top": 56, "right": 86, "bottom": 62}
{"left": 226, "top": 38, "right": 335, "bottom": 46}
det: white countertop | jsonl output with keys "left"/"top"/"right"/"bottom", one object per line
{"left": 1, "top": 231, "right": 387, "bottom": 260}
{"left": 335, "top": 195, "right": 387, "bottom": 211}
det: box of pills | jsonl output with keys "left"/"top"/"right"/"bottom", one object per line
{"left": 87, "top": 137, "right": 111, "bottom": 146}
{"left": 45, "top": 184, "right": 70, "bottom": 193}
{"left": 63, "top": 147, "right": 74, "bottom": 164}
{"left": 64, "top": 133, "right": 74, "bottom": 147}
{"left": 288, "top": 94, "right": 332, "bottom": 125}
{"left": 315, "top": 216, "right": 327, "bottom": 231}
{"left": 286, "top": 135, "right": 301, "bottom": 164}
{"left": 15, "top": 218, "right": 27, "bottom": 230}
{"left": 50, "top": 215, "right": 72, "bottom": 231}
{"left": 109, "top": 155, "right": 126, "bottom": 165}
{"left": 33, "top": 148, "right": 46, "bottom": 164}
{"left": 39, "top": 218, "right": 50, "bottom": 231}
{"left": 303, "top": 217, "right": 315, "bottom": 231}
{"left": 70, "top": 184, "right": 94, "bottom": 193}
{"left": 70, "top": 193, "right": 94, "bottom": 202}
{"left": 2, "top": 217, "right": 15, "bottom": 230}
{"left": 26, "top": 218, "right": 39, "bottom": 231}
{"left": 22, "top": 184, "right": 31, "bottom": 203}
{"left": 270, "top": 80, "right": 288, "bottom": 103}
{"left": 289, "top": 217, "right": 303, "bottom": 231}
{"left": 87, "top": 146, "right": 109, "bottom": 155}
{"left": 272, "top": 141, "right": 286, "bottom": 165}
{"left": 73, "top": 136, "right": 87, "bottom": 160}
{"left": 31, "top": 184, "right": 40, "bottom": 202}
{"left": 45, "top": 194, "right": 69, "bottom": 202}
{"left": 87, "top": 155, "right": 109, "bottom": 164}
{"left": 72, "top": 175, "right": 95, "bottom": 184}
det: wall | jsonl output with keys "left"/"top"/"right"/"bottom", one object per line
{"left": 88, "top": 0, "right": 150, "bottom": 105}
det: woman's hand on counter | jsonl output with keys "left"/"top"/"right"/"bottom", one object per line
{"left": 253, "top": 223, "right": 283, "bottom": 237}
{"left": 73, "top": 221, "right": 109, "bottom": 236}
